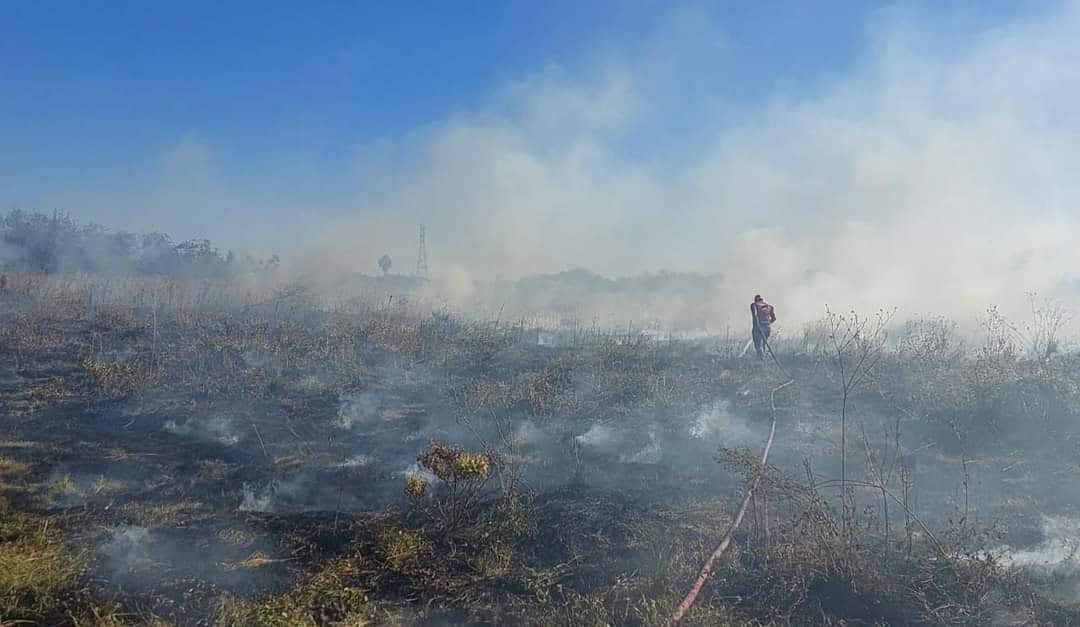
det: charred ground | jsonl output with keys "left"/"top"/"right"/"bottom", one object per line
{"left": 1, "top": 275, "right": 1079, "bottom": 625}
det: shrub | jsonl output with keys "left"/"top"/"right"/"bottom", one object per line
{"left": 407, "top": 442, "right": 494, "bottom": 529}
{"left": 380, "top": 527, "right": 429, "bottom": 569}
{"left": 82, "top": 357, "right": 149, "bottom": 400}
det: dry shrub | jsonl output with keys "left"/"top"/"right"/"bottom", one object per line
{"left": 404, "top": 475, "right": 427, "bottom": 500}
{"left": 459, "top": 498, "right": 536, "bottom": 579}
{"left": 380, "top": 527, "right": 429, "bottom": 569}
{"left": 1, "top": 313, "right": 67, "bottom": 354}
{"left": 82, "top": 357, "right": 150, "bottom": 400}
{"left": 364, "top": 311, "right": 435, "bottom": 357}
{"left": 5, "top": 377, "right": 70, "bottom": 413}
{"left": 454, "top": 323, "right": 507, "bottom": 367}
{"left": 898, "top": 316, "right": 961, "bottom": 363}
{"left": 708, "top": 452, "right": 1080, "bottom": 626}
{"left": 514, "top": 366, "right": 576, "bottom": 416}
{"left": 418, "top": 443, "right": 492, "bottom": 483}
{"left": 461, "top": 378, "right": 512, "bottom": 412}
{"left": 34, "top": 292, "right": 89, "bottom": 325}
{"left": 408, "top": 442, "right": 494, "bottom": 529}
{"left": 516, "top": 369, "right": 563, "bottom": 415}
{"left": 91, "top": 305, "right": 148, "bottom": 338}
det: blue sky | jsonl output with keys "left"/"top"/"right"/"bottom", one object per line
{"left": 1, "top": 0, "right": 1072, "bottom": 297}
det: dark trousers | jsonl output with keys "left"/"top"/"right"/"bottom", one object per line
{"left": 752, "top": 323, "right": 771, "bottom": 358}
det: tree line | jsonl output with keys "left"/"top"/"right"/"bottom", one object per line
{"left": 0, "top": 209, "right": 278, "bottom": 278}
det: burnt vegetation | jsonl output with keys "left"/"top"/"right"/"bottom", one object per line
{"left": 0, "top": 223, "right": 1079, "bottom": 625}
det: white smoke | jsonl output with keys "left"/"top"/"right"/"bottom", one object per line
{"left": 999, "top": 515, "right": 1080, "bottom": 574}
{"left": 514, "top": 420, "right": 545, "bottom": 446}
{"left": 996, "top": 515, "right": 1080, "bottom": 602}
{"left": 164, "top": 416, "right": 240, "bottom": 446}
{"left": 575, "top": 424, "right": 618, "bottom": 450}
{"left": 620, "top": 428, "right": 663, "bottom": 464}
{"left": 335, "top": 390, "right": 383, "bottom": 429}
{"left": 300, "top": 3, "right": 1080, "bottom": 331}
{"left": 238, "top": 481, "right": 275, "bottom": 513}
{"left": 337, "top": 454, "right": 375, "bottom": 468}
{"left": 397, "top": 463, "right": 440, "bottom": 486}
{"left": 690, "top": 399, "right": 756, "bottom": 445}
{"left": 101, "top": 525, "right": 157, "bottom": 573}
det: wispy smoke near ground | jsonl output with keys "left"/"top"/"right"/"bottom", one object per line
{"left": 689, "top": 399, "right": 753, "bottom": 444}
{"left": 620, "top": 427, "right": 662, "bottom": 464}
{"left": 999, "top": 515, "right": 1080, "bottom": 601}
{"left": 337, "top": 454, "right": 375, "bottom": 468}
{"left": 239, "top": 481, "right": 276, "bottom": 513}
{"left": 1001, "top": 516, "right": 1080, "bottom": 573}
{"left": 335, "top": 390, "right": 383, "bottom": 430}
{"left": 575, "top": 424, "right": 618, "bottom": 451}
{"left": 101, "top": 525, "right": 158, "bottom": 575}
{"left": 303, "top": 3, "right": 1080, "bottom": 329}
{"left": 398, "top": 463, "right": 440, "bottom": 486}
{"left": 164, "top": 416, "right": 241, "bottom": 446}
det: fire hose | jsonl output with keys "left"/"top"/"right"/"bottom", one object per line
{"left": 666, "top": 326, "right": 794, "bottom": 625}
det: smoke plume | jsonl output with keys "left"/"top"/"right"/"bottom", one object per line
{"left": 298, "top": 3, "right": 1080, "bottom": 330}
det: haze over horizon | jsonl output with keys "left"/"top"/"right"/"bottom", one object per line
{"left": 5, "top": 1, "right": 1080, "bottom": 327}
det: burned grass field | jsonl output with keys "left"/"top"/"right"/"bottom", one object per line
{"left": 1, "top": 276, "right": 1080, "bottom": 625}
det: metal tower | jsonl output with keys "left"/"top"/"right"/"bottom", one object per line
{"left": 415, "top": 224, "right": 429, "bottom": 278}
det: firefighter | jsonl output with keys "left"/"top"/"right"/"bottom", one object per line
{"left": 751, "top": 294, "right": 776, "bottom": 359}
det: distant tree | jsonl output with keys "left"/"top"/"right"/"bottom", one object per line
{"left": 378, "top": 254, "right": 393, "bottom": 276}
{"left": 0, "top": 208, "right": 254, "bottom": 279}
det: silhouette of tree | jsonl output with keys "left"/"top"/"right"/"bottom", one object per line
{"left": 0, "top": 209, "right": 278, "bottom": 278}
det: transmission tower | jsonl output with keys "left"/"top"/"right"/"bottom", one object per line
{"left": 415, "top": 224, "right": 430, "bottom": 279}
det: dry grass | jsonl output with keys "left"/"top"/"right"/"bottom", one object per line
{"left": 214, "top": 558, "right": 377, "bottom": 627}
{"left": 82, "top": 357, "right": 154, "bottom": 400}
{"left": 0, "top": 457, "right": 32, "bottom": 478}
{"left": 222, "top": 551, "right": 292, "bottom": 571}
{"left": 121, "top": 500, "right": 211, "bottom": 527}
{"left": 0, "top": 513, "right": 85, "bottom": 622}
{"left": 217, "top": 527, "right": 259, "bottom": 547}
{"left": 8, "top": 377, "right": 70, "bottom": 413}
{"left": 380, "top": 527, "right": 429, "bottom": 569}
{"left": 48, "top": 473, "right": 79, "bottom": 499}
{"left": 0, "top": 440, "right": 43, "bottom": 450}
{"left": 193, "top": 459, "right": 234, "bottom": 481}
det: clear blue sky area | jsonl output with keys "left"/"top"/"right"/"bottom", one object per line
{"left": 0, "top": 0, "right": 1050, "bottom": 250}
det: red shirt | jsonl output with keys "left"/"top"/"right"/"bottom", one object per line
{"left": 752, "top": 301, "right": 776, "bottom": 325}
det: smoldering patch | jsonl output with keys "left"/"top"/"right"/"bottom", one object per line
{"left": 164, "top": 415, "right": 241, "bottom": 446}
{"left": 95, "top": 523, "right": 286, "bottom": 595}
{"left": 335, "top": 389, "right": 417, "bottom": 429}
{"left": 513, "top": 420, "right": 545, "bottom": 445}
{"left": 101, "top": 525, "right": 158, "bottom": 573}
{"left": 397, "top": 462, "right": 440, "bottom": 486}
{"left": 45, "top": 470, "right": 134, "bottom": 508}
{"left": 997, "top": 515, "right": 1080, "bottom": 602}
{"left": 238, "top": 468, "right": 398, "bottom": 514}
{"left": 619, "top": 427, "right": 663, "bottom": 464}
{"left": 336, "top": 454, "right": 375, "bottom": 468}
{"left": 239, "top": 481, "right": 276, "bottom": 513}
{"left": 689, "top": 399, "right": 757, "bottom": 445}
{"left": 241, "top": 349, "right": 271, "bottom": 368}
{"left": 575, "top": 424, "right": 619, "bottom": 451}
